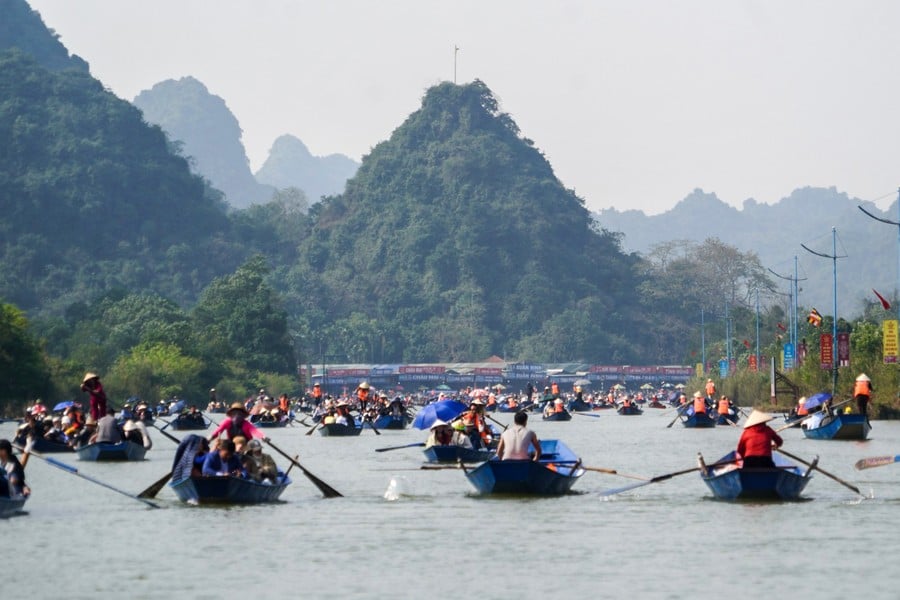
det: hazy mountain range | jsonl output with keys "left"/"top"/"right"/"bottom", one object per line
{"left": 595, "top": 187, "right": 900, "bottom": 316}
{"left": 132, "top": 77, "right": 358, "bottom": 209}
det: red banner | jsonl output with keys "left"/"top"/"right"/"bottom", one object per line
{"left": 820, "top": 334, "right": 833, "bottom": 370}
{"left": 326, "top": 368, "right": 370, "bottom": 377}
{"left": 473, "top": 367, "right": 502, "bottom": 376}
{"left": 837, "top": 332, "right": 850, "bottom": 367}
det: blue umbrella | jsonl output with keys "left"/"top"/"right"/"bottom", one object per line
{"left": 803, "top": 392, "right": 832, "bottom": 411}
{"left": 412, "top": 400, "right": 468, "bottom": 430}
{"left": 53, "top": 400, "right": 75, "bottom": 412}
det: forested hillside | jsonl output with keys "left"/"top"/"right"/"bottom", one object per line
{"left": 0, "top": 0, "right": 88, "bottom": 72}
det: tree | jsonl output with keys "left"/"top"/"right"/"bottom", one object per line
{"left": 0, "top": 301, "right": 51, "bottom": 411}
{"left": 105, "top": 342, "right": 202, "bottom": 403}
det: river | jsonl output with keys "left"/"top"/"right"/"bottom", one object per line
{"left": 2, "top": 409, "right": 897, "bottom": 600}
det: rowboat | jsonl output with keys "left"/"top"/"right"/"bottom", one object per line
{"left": 170, "top": 475, "right": 291, "bottom": 504}
{"left": 0, "top": 495, "right": 27, "bottom": 518}
{"left": 367, "top": 414, "right": 409, "bottom": 430}
{"left": 682, "top": 410, "right": 717, "bottom": 428}
{"left": 423, "top": 445, "right": 494, "bottom": 463}
{"left": 802, "top": 413, "right": 871, "bottom": 440}
{"left": 76, "top": 440, "right": 147, "bottom": 461}
{"left": 167, "top": 414, "right": 208, "bottom": 431}
{"left": 542, "top": 410, "right": 572, "bottom": 421}
{"left": 716, "top": 412, "right": 739, "bottom": 426}
{"left": 318, "top": 422, "right": 362, "bottom": 436}
{"left": 251, "top": 417, "right": 289, "bottom": 428}
{"left": 462, "top": 439, "right": 584, "bottom": 495}
{"left": 699, "top": 451, "right": 814, "bottom": 500}
{"left": 617, "top": 405, "right": 643, "bottom": 416}
{"left": 647, "top": 400, "right": 667, "bottom": 409}
{"left": 14, "top": 436, "right": 73, "bottom": 453}
{"left": 568, "top": 399, "right": 593, "bottom": 412}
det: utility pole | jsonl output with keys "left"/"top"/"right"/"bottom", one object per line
{"left": 453, "top": 45, "right": 459, "bottom": 84}
{"left": 802, "top": 227, "right": 846, "bottom": 392}
{"left": 769, "top": 258, "right": 807, "bottom": 360}
{"left": 858, "top": 188, "right": 900, "bottom": 324}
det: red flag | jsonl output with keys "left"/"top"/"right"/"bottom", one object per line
{"left": 777, "top": 322, "right": 787, "bottom": 332}
{"left": 873, "top": 289, "right": 891, "bottom": 310}
{"left": 742, "top": 339, "right": 751, "bottom": 349}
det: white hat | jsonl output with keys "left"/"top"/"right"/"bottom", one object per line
{"left": 471, "top": 398, "right": 485, "bottom": 406}
{"left": 797, "top": 396, "right": 807, "bottom": 405}
{"left": 693, "top": 391, "right": 703, "bottom": 399}
{"left": 430, "top": 419, "right": 451, "bottom": 430}
{"left": 743, "top": 409, "right": 774, "bottom": 428}
{"left": 856, "top": 373, "right": 870, "bottom": 382}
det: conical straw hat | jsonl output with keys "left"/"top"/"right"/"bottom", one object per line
{"left": 743, "top": 409, "right": 774, "bottom": 429}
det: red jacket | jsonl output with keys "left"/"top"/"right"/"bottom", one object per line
{"left": 737, "top": 425, "right": 783, "bottom": 459}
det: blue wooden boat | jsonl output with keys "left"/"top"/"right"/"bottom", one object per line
{"left": 617, "top": 405, "right": 643, "bottom": 416}
{"left": 168, "top": 414, "right": 208, "bottom": 431}
{"left": 170, "top": 474, "right": 291, "bottom": 504}
{"left": 423, "top": 445, "right": 494, "bottom": 463}
{"left": 462, "top": 439, "right": 584, "bottom": 495}
{"left": 251, "top": 416, "right": 289, "bottom": 428}
{"left": 0, "top": 495, "right": 27, "bottom": 518}
{"left": 699, "top": 451, "right": 814, "bottom": 500}
{"left": 568, "top": 399, "right": 593, "bottom": 412}
{"left": 13, "top": 436, "right": 73, "bottom": 453}
{"left": 542, "top": 410, "right": 572, "bottom": 421}
{"left": 318, "top": 422, "right": 362, "bottom": 436}
{"left": 802, "top": 413, "right": 871, "bottom": 440}
{"left": 76, "top": 440, "right": 147, "bottom": 461}
{"left": 682, "top": 409, "right": 717, "bottom": 428}
{"left": 716, "top": 412, "right": 739, "bottom": 426}
{"left": 366, "top": 414, "right": 409, "bottom": 430}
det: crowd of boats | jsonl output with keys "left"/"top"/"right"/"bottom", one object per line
{"left": 0, "top": 377, "right": 892, "bottom": 518}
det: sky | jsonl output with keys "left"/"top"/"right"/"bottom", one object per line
{"left": 25, "top": 0, "right": 900, "bottom": 215}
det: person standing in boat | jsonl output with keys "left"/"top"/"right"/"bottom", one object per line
{"left": 496, "top": 411, "right": 541, "bottom": 461}
{"left": 0, "top": 439, "right": 29, "bottom": 498}
{"left": 356, "top": 382, "right": 372, "bottom": 412}
{"left": 208, "top": 402, "right": 264, "bottom": 442}
{"left": 692, "top": 391, "right": 709, "bottom": 415}
{"left": 736, "top": 410, "right": 783, "bottom": 468}
{"left": 853, "top": 374, "right": 873, "bottom": 417}
{"left": 80, "top": 372, "right": 107, "bottom": 422}
{"left": 705, "top": 379, "right": 717, "bottom": 399}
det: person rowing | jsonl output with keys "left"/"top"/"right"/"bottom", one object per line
{"left": 208, "top": 402, "right": 264, "bottom": 442}
{"left": 0, "top": 439, "right": 29, "bottom": 498}
{"left": 737, "top": 409, "right": 783, "bottom": 468}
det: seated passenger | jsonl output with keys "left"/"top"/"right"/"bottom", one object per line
{"left": 201, "top": 439, "right": 245, "bottom": 477}
{"left": 245, "top": 439, "right": 279, "bottom": 483}
{"left": 0, "top": 439, "right": 29, "bottom": 497}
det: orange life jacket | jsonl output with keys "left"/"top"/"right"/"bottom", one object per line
{"left": 853, "top": 380, "right": 871, "bottom": 397}
{"left": 797, "top": 401, "right": 808, "bottom": 416}
{"left": 551, "top": 383, "right": 559, "bottom": 395}
{"left": 717, "top": 399, "right": 730, "bottom": 415}
{"left": 694, "top": 397, "right": 707, "bottom": 414}
{"left": 357, "top": 388, "right": 370, "bottom": 403}
{"left": 279, "top": 396, "right": 289, "bottom": 412}
{"left": 312, "top": 387, "right": 323, "bottom": 400}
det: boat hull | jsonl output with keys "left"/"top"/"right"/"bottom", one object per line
{"left": 319, "top": 423, "right": 362, "bottom": 436}
{"left": 423, "top": 445, "right": 494, "bottom": 463}
{"left": 803, "top": 414, "right": 871, "bottom": 440}
{"left": 542, "top": 411, "right": 572, "bottom": 422}
{"left": 0, "top": 496, "right": 27, "bottom": 518}
{"left": 700, "top": 452, "right": 812, "bottom": 500}
{"left": 716, "top": 413, "right": 739, "bottom": 426}
{"left": 617, "top": 406, "right": 643, "bottom": 416}
{"left": 21, "top": 437, "right": 73, "bottom": 453}
{"left": 169, "top": 416, "right": 208, "bottom": 431}
{"left": 76, "top": 441, "right": 146, "bottom": 461}
{"left": 367, "top": 415, "right": 409, "bottom": 430}
{"left": 683, "top": 412, "right": 716, "bottom": 428}
{"left": 464, "top": 439, "right": 583, "bottom": 495}
{"left": 170, "top": 475, "right": 290, "bottom": 504}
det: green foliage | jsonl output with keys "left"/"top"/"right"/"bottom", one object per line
{"left": 105, "top": 342, "right": 203, "bottom": 405}
{"left": 0, "top": 300, "right": 51, "bottom": 412}
{"left": 0, "top": 1, "right": 89, "bottom": 72}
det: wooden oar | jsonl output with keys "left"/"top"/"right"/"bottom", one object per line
{"left": 775, "top": 447, "right": 863, "bottom": 496}
{"left": 855, "top": 455, "right": 900, "bottom": 471}
{"left": 305, "top": 421, "right": 322, "bottom": 436}
{"left": 666, "top": 404, "right": 689, "bottom": 428}
{"left": 280, "top": 454, "right": 299, "bottom": 483}
{"left": 485, "top": 414, "right": 508, "bottom": 431}
{"left": 16, "top": 445, "right": 160, "bottom": 508}
{"left": 375, "top": 442, "right": 426, "bottom": 453}
{"left": 260, "top": 437, "right": 342, "bottom": 498}
{"left": 151, "top": 423, "right": 182, "bottom": 444}
{"left": 138, "top": 472, "right": 173, "bottom": 499}
{"left": 364, "top": 416, "right": 381, "bottom": 435}
{"left": 582, "top": 466, "right": 649, "bottom": 481}
{"left": 573, "top": 412, "right": 602, "bottom": 418}
{"left": 599, "top": 457, "right": 739, "bottom": 497}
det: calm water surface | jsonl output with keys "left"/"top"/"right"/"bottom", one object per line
{"left": 3, "top": 409, "right": 897, "bottom": 600}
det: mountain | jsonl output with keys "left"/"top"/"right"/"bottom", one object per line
{"left": 255, "top": 134, "right": 359, "bottom": 204}
{"left": 595, "top": 187, "right": 897, "bottom": 316}
{"left": 0, "top": 0, "right": 88, "bottom": 72}
{"left": 286, "top": 80, "right": 645, "bottom": 363}
{"left": 133, "top": 77, "right": 275, "bottom": 209}
{"left": 0, "top": 50, "right": 243, "bottom": 315}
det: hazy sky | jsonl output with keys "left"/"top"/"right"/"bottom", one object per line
{"left": 26, "top": 0, "right": 900, "bottom": 215}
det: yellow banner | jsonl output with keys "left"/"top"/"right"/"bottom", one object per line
{"left": 695, "top": 363, "right": 703, "bottom": 377}
{"left": 884, "top": 320, "right": 898, "bottom": 364}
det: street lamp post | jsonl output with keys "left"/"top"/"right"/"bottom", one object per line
{"left": 802, "top": 227, "right": 846, "bottom": 392}
{"left": 858, "top": 188, "right": 900, "bottom": 324}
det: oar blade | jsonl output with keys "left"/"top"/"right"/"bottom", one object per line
{"left": 599, "top": 480, "right": 654, "bottom": 496}
{"left": 138, "top": 472, "right": 173, "bottom": 499}
{"left": 854, "top": 455, "right": 900, "bottom": 471}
